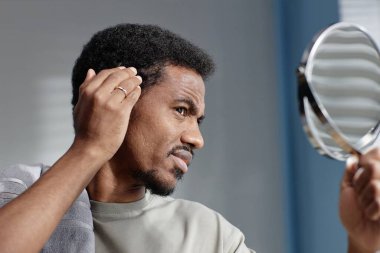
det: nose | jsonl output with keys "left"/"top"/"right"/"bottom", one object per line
{"left": 181, "top": 123, "right": 204, "bottom": 150}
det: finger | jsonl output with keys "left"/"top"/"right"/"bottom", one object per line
{"left": 365, "top": 197, "right": 380, "bottom": 220}
{"left": 353, "top": 150, "right": 380, "bottom": 193}
{"left": 80, "top": 67, "right": 126, "bottom": 95}
{"left": 359, "top": 180, "right": 380, "bottom": 209}
{"left": 98, "top": 67, "right": 138, "bottom": 95}
{"left": 356, "top": 160, "right": 380, "bottom": 191}
{"left": 110, "top": 75, "right": 142, "bottom": 103}
{"left": 74, "top": 69, "right": 95, "bottom": 113}
{"left": 353, "top": 167, "right": 370, "bottom": 195}
{"left": 341, "top": 155, "right": 359, "bottom": 190}
{"left": 85, "top": 68, "right": 96, "bottom": 82}
{"left": 79, "top": 67, "right": 131, "bottom": 107}
{"left": 121, "top": 86, "right": 141, "bottom": 109}
{"left": 359, "top": 148, "right": 380, "bottom": 168}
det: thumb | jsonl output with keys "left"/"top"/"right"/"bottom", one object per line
{"left": 341, "top": 155, "right": 359, "bottom": 190}
{"left": 84, "top": 68, "right": 96, "bottom": 82}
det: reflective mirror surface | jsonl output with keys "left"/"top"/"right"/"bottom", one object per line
{"left": 298, "top": 22, "right": 380, "bottom": 161}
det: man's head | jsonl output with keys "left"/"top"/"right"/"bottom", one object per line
{"left": 72, "top": 24, "right": 214, "bottom": 196}
{"left": 71, "top": 23, "right": 214, "bottom": 107}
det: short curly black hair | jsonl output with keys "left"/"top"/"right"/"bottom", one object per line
{"left": 71, "top": 23, "right": 215, "bottom": 107}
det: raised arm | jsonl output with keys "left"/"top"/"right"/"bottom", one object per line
{"left": 0, "top": 67, "right": 141, "bottom": 253}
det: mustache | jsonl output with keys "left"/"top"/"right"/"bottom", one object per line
{"left": 167, "top": 145, "right": 194, "bottom": 157}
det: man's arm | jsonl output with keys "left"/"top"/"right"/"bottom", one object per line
{"left": 0, "top": 67, "right": 141, "bottom": 253}
{"left": 340, "top": 149, "right": 380, "bottom": 253}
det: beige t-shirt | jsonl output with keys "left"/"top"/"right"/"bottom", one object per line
{"left": 91, "top": 191, "right": 255, "bottom": 253}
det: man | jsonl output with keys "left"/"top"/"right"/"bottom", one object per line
{"left": 0, "top": 23, "right": 379, "bottom": 253}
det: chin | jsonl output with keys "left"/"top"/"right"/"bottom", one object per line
{"left": 132, "top": 167, "right": 183, "bottom": 196}
{"left": 147, "top": 182, "right": 176, "bottom": 196}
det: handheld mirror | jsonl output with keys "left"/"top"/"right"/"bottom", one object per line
{"left": 297, "top": 22, "right": 380, "bottom": 161}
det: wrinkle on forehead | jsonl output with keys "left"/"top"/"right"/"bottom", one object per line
{"left": 161, "top": 65, "right": 205, "bottom": 108}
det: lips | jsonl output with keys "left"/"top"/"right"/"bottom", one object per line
{"left": 171, "top": 150, "right": 192, "bottom": 174}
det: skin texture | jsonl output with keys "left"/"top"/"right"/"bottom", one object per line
{"left": 341, "top": 149, "right": 380, "bottom": 253}
{"left": 87, "top": 65, "right": 205, "bottom": 202}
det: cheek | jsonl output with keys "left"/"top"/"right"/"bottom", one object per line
{"left": 125, "top": 103, "right": 182, "bottom": 163}
{"left": 125, "top": 122, "right": 152, "bottom": 156}
{"left": 147, "top": 122, "right": 177, "bottom": 157}
{"left": 125, "top": 119, "right": 174, "bottom": 161}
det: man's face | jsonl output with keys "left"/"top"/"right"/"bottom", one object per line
{"left": 113, "top": 65, "right": 205, "bottom": 196}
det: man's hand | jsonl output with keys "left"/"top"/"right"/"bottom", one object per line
{"left": 73, "top": 67, "right": 142, "bottom": 159}
{"left": 340, "top": 148, "right": 380, "bottom": 253}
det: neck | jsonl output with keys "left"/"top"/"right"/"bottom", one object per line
{"left": 86, "top": 161, "right": 146, "bottom": 203}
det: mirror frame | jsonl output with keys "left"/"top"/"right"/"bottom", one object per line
{"left": 297, "top": 22, "right": 380, "bottom": 160}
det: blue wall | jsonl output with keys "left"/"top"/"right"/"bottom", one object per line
{"left": 274, "top": 0, "right": 348, "bottom": 252}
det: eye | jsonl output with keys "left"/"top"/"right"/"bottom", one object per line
{"left": 175, "top": 107, "right": 188, "bottom": 116}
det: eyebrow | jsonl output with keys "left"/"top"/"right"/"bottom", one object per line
{"left": 174, "top": 98, "right": 205, "bottom": 124}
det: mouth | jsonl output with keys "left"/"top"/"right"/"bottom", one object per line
{"left": 170, "top": 150, "right": 193, "bottom": 174}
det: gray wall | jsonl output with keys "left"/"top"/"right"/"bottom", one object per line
{"left": 0, "top": 1, "right": 285, "bottom": 252}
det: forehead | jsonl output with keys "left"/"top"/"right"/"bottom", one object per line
{"left": 146, "top": 65, "right": 206, "bottom": 109}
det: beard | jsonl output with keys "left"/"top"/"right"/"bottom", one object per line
{"left": 131, "top": 167, "right": 183, "bottom": 196}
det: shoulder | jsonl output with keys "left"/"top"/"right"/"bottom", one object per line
{"left": 0, "top": 163, "right": 49, "bottom": 207}
{"left": 0, "top": 163, "right": 48, "bottom": 187}
{"left": 150, "top": 195, "right": 254, "bottom": 252}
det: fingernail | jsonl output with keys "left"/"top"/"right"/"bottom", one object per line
{"left": 85, "top": 69, "right": 94, "bottom": 80}
{"left": 129, "top": 67, "right": 137, "bottom": 74}
{"left": 347, "top": 155, "right": 359, "bottom": 167}
{"left": 353, "top": 167, "right": 364, "bottom": 182}
{"left": 135, "top": 75, "right": 142, "bottom": 81}
{"left": 118, "top": 66, "right": 126, "bottom": 69}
